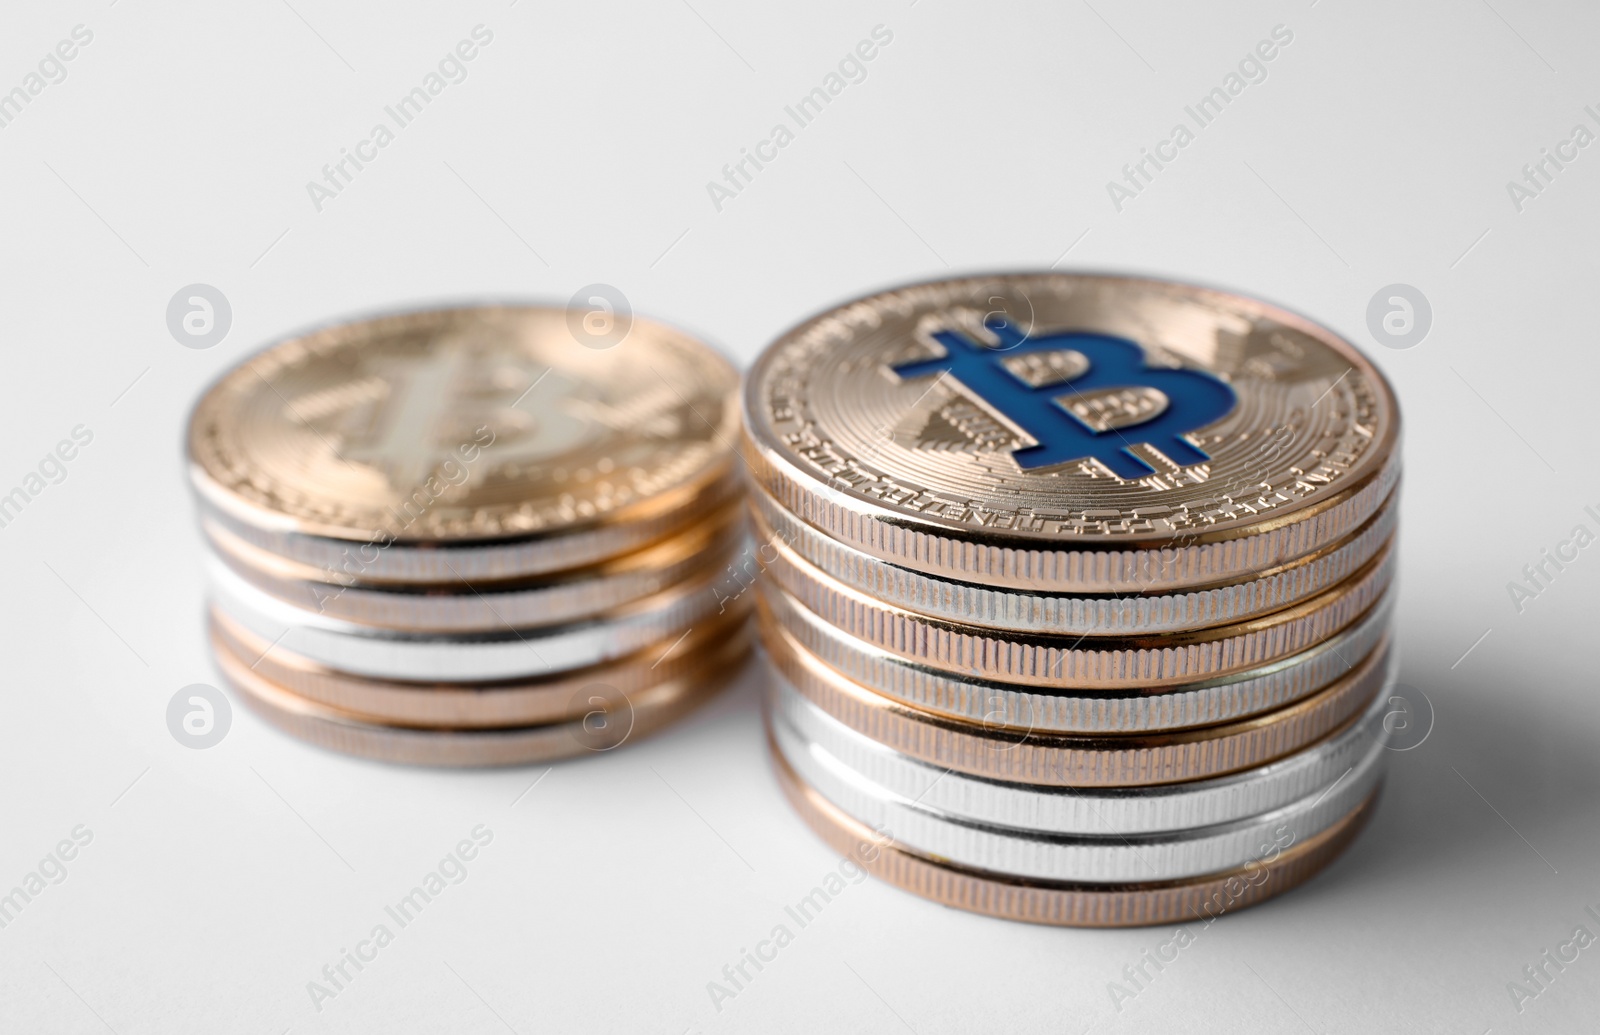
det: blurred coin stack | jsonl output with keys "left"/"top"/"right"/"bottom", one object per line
{"left": 743, "top": 273, "right": 1402, "bottom": 926}
{"left": 187, "top": 304, "right": 750, "bottom": 766}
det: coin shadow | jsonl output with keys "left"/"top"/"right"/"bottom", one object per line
{"left": 1277, "top": 655, "right": 1600, "bottom": 901}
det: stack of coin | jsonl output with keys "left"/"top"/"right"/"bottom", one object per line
{"left": 188, "top": 304, "right": 750, "bottom": 766}
{"left": 742, "top": 273, "right": 1401, "bottom": 926}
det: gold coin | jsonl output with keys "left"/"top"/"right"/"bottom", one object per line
{"left": 211, "top": 603, "right": 751, "bottom": 728}
{"left": 771, "top": 733, "right": 1379, "bottom": 927}
{"left": 761, "top": 528, "right": 1394, "bottom": 690}
{"left": 762, "top": 610, "right": 1392, "bottom": 787}
{"left": 204, "top": 503, "right": 745, "bottom": 632}
{"left": 215, "top": 620, "right": 751, "bottom": 766}
{"left": 751, "top": 481, "right": 1398, "bottom": 636}
{"left": 743, "top": 273, "right": 1399, "bottom": 593}
{"left": 189, "top": 304, "right": 741, "bottom": 583}
{"left": 757, "top": 580, "right": 1394, "bottom": 734}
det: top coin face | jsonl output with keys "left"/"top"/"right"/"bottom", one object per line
{"left": 189, "top": 304, "right": 740, "bottom": 562}
{"left": 744, "top": 273, "right": 1400, "bottom": 592}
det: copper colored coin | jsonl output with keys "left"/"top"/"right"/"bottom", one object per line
{"left": 188, "top": 304, "right": 742, "bottom": 584}
{"left": 214, "top": 625, "right": 752, "bottom": 766}
{"left": 204, "top": 504, "right": 745, "bottom": 632}
{"left": 762, "top": 610, "right": 1393, "bottom": 787}
{"left": 763, "top": 528, "right": 1395, "bottom": 690}
{"left": 742, "top": 272, "right": 1400, "bottom": 594}
{"left": 211, "top": 604, "right": 750, "bottom": 729}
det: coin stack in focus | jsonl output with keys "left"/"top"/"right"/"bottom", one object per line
{"left": 742, "top": 273, "right": 1402, "bottom": 926}
{"left": 187, "top": 304, "right": 750, "bottom": 766}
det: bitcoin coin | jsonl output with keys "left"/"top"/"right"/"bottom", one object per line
{"left": 764, "top": 616, "right": 1392, "bottom": 787}
{"left": 771, "top": 737, "right": 1380, "bottom": 927}
{"left": 205, "top": 505, "right": 743, "bottom": 632}
{"left": 752, "top": 483, "right": 1397, "bottom": 636}
{"left": 759, "top": 579, "right": 1393, "bottom": 733}
{"left": 218, "top": 632, "right": 747, "bottom": 766}
{"left": 770, "top": 703, "right": 1384, "bottom": 882}
{"left": 769, "top": 672, "right": 1390, "bottom": 835}
{"left": 212, "top": 605, "right": 749, "bottom": 728}
{"left": 763, "top": 530, "right": 1394, "bottom": 689}
{"left": 743, "top": 273, "right": 1399, "bottom": 594}
{"left": 207, "top": 542, "right": 737, "bottom": 682}
{"left": 189, "top": 304, "right": 741, "bottom": 583}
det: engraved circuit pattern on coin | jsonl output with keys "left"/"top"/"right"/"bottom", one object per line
{"left": 189, "top": 304, "right": 740, "bottom": 580}
{"left": 743, "top": 273, "right": 1400, "bottom": 593}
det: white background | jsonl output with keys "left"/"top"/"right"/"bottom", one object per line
{"left": 1, "top": 1, "right": 1598, "bottom": 1032}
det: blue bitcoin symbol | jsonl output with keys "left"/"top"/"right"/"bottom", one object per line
{"left": 889, "top": 316, "right": 1237, "bottom": 480}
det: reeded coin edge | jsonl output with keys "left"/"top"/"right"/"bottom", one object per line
{"left": 767, "top": 669, "right": 1391, "bottom": 835}
{"left": 752, "top": 483, "right": 1398, "bottom": 635}
{"left": 764, "top": 526, "right": 1396, "bottom": 689}
{"left": 770, "top": 702, "right": 1384, "bottom": 883}
{"left": 216, "top": 631, "right": 752, "bottom": 766}
{"left": 770, "top": 729, "right": 1380, "bottom": 927}
{"left": 763, "top": 616, "right": 1392, "bottom": 787}
{"left": 193, "top": 464, "right": 745, "bottom": 585}
{"left": 205, "top": 510, "right": 747, "bottom": 633}
{"left": 757, "top": 579, "right": 1394, "bottom": 733}
{"left": 741, "top": 271, "right": 1402, "bottom": 579}
{"left": 212, "top": 604, "right": 753, "bottom": 729}
{"left": 744, "top": 429, "right": 1399, "bottom": 595}
{"left": 209, "top": 555, "right": 750, "bottom": 683}
{"left": 188, "top": 303, "right": 743, "bottom": 546}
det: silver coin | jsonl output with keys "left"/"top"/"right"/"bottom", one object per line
{"left": 769, "top": 671, "right": 1388, "bottom": 883}
{"left": 759, "top": 580, "right": 1394, "bottom": 733}
{"left": 762, "top": 525, "right": 1395, "bottom": 690}
{"left": 206, "top": 550, "right": 733, "bottom": 681}
{"left": 204, "top": 510, "right": 745, "bottom": 633}
{"left": 769, "top": 668, "right": 1392, "bottom": 835}
{"left": 193, "top": 467, "right": 744, "bottom": 586}
{"left": 753, "top": 485, "right": 1397, "bottom": 637}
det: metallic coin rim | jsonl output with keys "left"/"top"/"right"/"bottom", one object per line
{"left": 763, "top": 616, "right": 1392, "bottom": 787}
{"left": 188, "top": 302, "right": 742, "bottom": 549}
{"left": 742, "top": 272, "right": 1401, "bottom": 593}
{"left": 193, "top": 467, "right": 745, "bottom": 585}
{"left": 759, "top": 579, "right": 1393, "bottom": 733}
{"left": 765, "top": 526, "right": 1395, "bottom": 689}
{"left": 208, "top": 550, "right": 741, "bottom": 682}
{"left": 771, "top": 699, "right": 1385, "bottom": 882}
{"left": 771, "top": 736, "right": 1379, "bottom": 927}
{"left": 753, "top": 483, "right": 1398, "bottom": 636}
{"left": 206, "top": 506, "right": 746, "bottom": 632}
{"left": 211, "top": 604, "right": 752, "bottom": 728}
{"left": 770, "top": 672, "right": 1392, "bottom": 835}
{"left": 217, "top": 635, "right": 751, "bottom": 767}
